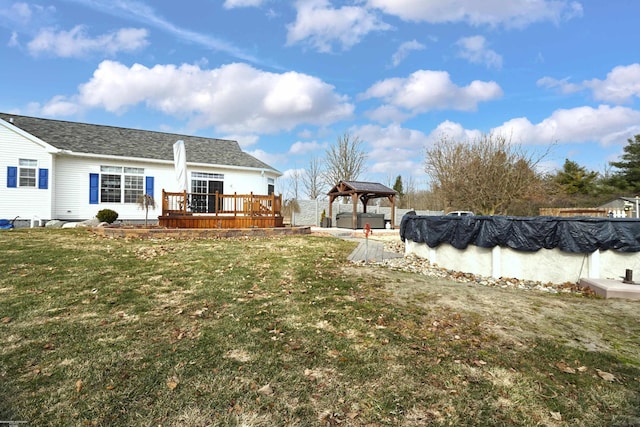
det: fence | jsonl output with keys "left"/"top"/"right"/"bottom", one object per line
{"left": 539, "top": 207, "right": 628, "bottom": 218}
{"left": 289, "top": 199, "right": 443, "bottom": 227}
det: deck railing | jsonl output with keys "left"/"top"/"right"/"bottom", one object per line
{"left": 161, "top": 190, "right": 282, "bottom": 217}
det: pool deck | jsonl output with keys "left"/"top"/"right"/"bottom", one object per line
{"left": 310, "top": 226, "right": 403, "bottom": 263}
{"left": 579, "top": 278, "right": 640, "bottom": 300}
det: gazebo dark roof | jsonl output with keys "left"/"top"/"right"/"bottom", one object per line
{"left": 327, "top": 180, "right": 397, "bottom": 229}
{"left": 327, "top": 180, "right": 396, "bottom": 197}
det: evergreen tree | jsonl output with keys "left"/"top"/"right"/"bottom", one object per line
{"left": 393, "top": 175, "right": 404, "bottom": 196}
{"left": 609, "top": 134, "right": 640, "bottom": 192}
{"left": 393, "top": 175, "right": 404, "bottom": 208}
{"left": 554, "top": 159, "right": 599, "bottom": 195}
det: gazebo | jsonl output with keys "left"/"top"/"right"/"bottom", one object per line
{"left": 327, "top": 180, "right": 397, "bottom": 229}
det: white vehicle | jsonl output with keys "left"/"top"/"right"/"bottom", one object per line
{"left": 446, "top": 211, "right": 475, "bottom": 216}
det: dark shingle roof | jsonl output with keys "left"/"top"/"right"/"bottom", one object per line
{"left": 0, "top": 113, "right": 279, "bottom": 174}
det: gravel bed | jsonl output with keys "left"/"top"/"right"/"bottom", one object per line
{"left": 357, "top": 240, "right": 596, "bottom": 296}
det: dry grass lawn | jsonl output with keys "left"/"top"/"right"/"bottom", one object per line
{"left": 0, "top": 228, "right": 639, "bottom": 426}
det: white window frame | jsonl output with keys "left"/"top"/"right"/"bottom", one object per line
{"left": 190, "top": 172, "right": 224, "bottom": 194}
{"left": 18, "top": 159, "right": 37, "bottom": 188}
{"left": 99, "top": 166, "right": 145, "bottom": 204}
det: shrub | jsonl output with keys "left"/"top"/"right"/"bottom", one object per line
{"left": 96, "top": 209, "right": 119, "bottom": 224}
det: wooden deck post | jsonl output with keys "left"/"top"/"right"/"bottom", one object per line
{"left": 271, "top": 193, "right": 275, "bottom": 219}
{"left": 162, "top": 189, "right": 167, "bottom": 213}
{"left": 182, "top": 190, "right": 187, "bottom": 214}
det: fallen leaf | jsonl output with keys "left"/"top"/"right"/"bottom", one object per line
{"left": 257, "top": 384, "right": 274, "bottom": 396}
{"left": 167, "top": 379, "right": 179, "bottom": 390}
{"left": 555, "top": 361, "right": 575, "bottom": 374}
{"left": 327, "top": 349, "right": 341, "bottom": 358}
{"left": 106, "top": 385, "right": 115, "bottom": 390}
{"left": 596, "top": 369, "right": 616, "bottom": 382}
{"left": 1, "top": 316, "right": 12, "bottom": 324}
{"left": 550, "top": 411, "right": 562, "bottom": 421}
{"left": 43, "top": 342, "right": 55, "bottom": 351}
{"left": 76, "top": 379, "right": 83, "bottom": 393}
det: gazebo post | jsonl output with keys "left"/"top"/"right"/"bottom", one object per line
{"left": 390, "top": 195, "right": 396, "bottom": 229}
{"left": 328, "top": 194, "right": 334, "bottom": 227}
{"left": 352, "top": 192, "right": 358, "bottom": 229}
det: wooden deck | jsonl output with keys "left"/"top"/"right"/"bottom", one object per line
{"left": 158, "top": 190, "right": 283, "bottom": 229}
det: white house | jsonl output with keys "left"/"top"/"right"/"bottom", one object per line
{"left": 0, "top": 113, "right": 281, "bottom": 224}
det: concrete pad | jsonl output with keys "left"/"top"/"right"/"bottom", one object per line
{"left": 579, "top": 278, "right": 640, "bottom": 300}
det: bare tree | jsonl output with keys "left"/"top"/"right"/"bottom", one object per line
{"left": 402, "top": 175, "right": 416, "bottom": 209}
{"left": 323, "top": 132, "right": 368, "bottom": 188}
{"left": 424, "top": 133, "right": 547, "bottom": 215}
{"left": 303, "top": 156, "right": 323, "bottom": 199}
{"left": 281, "top": 169, "right": 302, "bottom": 225}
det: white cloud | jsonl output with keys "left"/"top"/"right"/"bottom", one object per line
{"left": 223, "top": 0, "right": 265, "bottom": 8}
{"left": 418, "top": 105, "right": 640, "bottom": 159}
{"left": 536, "top": 76, "right": 582, "bottom": 94}
{"left": 247, "top": 148, "right": 285, "bottom": 167}
{"left": 1, "top": 2, "right": 57, "bottom": 45}
{"left": 8, "top": 31, "right": 19, "bottom": 47}
{"left": 221, "top": 133, "right": 260, "bottom": 148}
{"left": 584, "top": 64, "right": 640, "bottom": 104}
{"left": 539, "top": 64, "right": 640, "bottom": 104}
{"left": 63, "top": 0, "right": 262, "bottom": 64}
{"left": 40, "top": 95, "right": 81, "bottom": 116}
{"left": 281, "top": 168, "right": 306, "bottom": 180}
{"left": 455, "top": 35, "right": 502, "bottom": 69}
{"left": 391, "top": 39, "right": 426, "bottom": 67}
{"left": 353, "top": 123, "right": 430, "bottom": 177}
{"left": 288, "top": 140, "right": 327, "bottom": 155}
{"left": 490, "top": 105, "right": 640, "bottom": 146}
{"left": 364, "top": 104, "right": 410, "bottom": 123}
{"left": 0, "top": 2, "right": 32, "bottom": 24}
{"left": 42, "top": 60, "right": 354, "bottom": 134}
{"left": 367, "top": 0, "right": 583, "bottom": 28}
{"left": 0, "top": 2, "right": 54, "bottom": 28}
{"left": 426, "top": 120, "right": 483, "bottom": 143}
{"left": 286, "top": 0, "right": 391, "bottom": 52}
{"left": 27, "top": 26, "right": 149, "bottom": 58}
{"left": 360, "top": 70, "right": 502, "bottom": 120}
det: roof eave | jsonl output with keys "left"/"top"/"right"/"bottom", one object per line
{"left": 56, "top": 150, "right": 282, "bottom": 176}
{"left": 1, "top": 117, "right": 60, "bottom": 154}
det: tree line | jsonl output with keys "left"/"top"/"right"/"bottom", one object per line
{"left": 290, "top": 132, "right": 640, "bottom": 216}
{"left": 423, "top": 133, "right": 640, "bottom": 215}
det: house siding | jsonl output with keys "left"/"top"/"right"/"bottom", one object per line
{"left": 54, "top": 156, "right": 277, "bottom": 221}
{"left": 1, "top": 114, "right": 280, "bottom": 223}
{"left": 55, "top": 156, "right": 163, "bottom": 220}
{"left": 0, "top": 123, "right": 53, "bottom": 220}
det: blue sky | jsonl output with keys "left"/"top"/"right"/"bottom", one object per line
{"left": 2, "top": 0, "right": 640, "bottom": 196}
